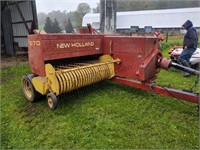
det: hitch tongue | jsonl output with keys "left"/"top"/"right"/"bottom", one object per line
{"left": 159, "top": 57, "right": 200, "bottom": 76}
{"left": 170, "top": 62, "right": 200, "bottom": 76}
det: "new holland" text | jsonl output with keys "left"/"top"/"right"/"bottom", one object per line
{"left": 57, "top": 42, "right": 95, "bottom": 49}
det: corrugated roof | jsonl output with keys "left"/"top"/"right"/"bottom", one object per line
{"left": 83, "top": 7, "right": 200, "bottom": 29}
{"left": 117, "top": 7, "right": 200, "bottom": 15}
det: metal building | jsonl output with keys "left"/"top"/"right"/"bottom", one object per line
{"left": 82, "top": 7, "right": 200, "bottom": 32}
{"left": 1, "top": 0, "right": 38, "bottom": 55}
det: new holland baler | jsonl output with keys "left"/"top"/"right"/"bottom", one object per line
{"left": 22, "top": 31, "right": 199, "bottom": 110}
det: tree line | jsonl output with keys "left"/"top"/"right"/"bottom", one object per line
{"left": 40, "top": 0, "right": 199, "bottom": 33}
{"left": 41, "top": 3, "right": 91, "bottom": 33}
{"left": 43, "top": 16, "right": 74, "bottom": 33}
{"left": 116, "top": 0, "right": 200, "bottom": 12}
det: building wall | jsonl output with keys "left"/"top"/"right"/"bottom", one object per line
{"left": 83, "top": 7, "right": 200, "bottom": 32}
{"left": 1, "top": 0, "right": 38, "bottom": 55}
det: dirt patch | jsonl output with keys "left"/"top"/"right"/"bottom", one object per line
{"left": 1, "top": 55, "right": 28, "bottom": 69}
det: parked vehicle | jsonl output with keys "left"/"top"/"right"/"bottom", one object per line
{"left": 168, "top": 46, "right": 200, "bottom": 70}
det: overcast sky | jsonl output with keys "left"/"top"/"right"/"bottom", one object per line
{"left": 36, "top": 0, "right": 99, "bottom": 13}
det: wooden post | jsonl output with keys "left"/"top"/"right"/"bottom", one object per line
{"left": 100, "top": 0, "right": 117, "bottom": 33}
{"left": 2, "top": 8, "right": 14, "bottom": 55}
{"left": 166, "top": 29, "right": 169, "bottom": 43}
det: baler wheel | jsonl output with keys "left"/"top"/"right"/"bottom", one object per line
{"left": 22, "top": 74, "right": 42, "bottom": 102}
{"left": 47, "top": 93, "right": 58, "bottom": 110}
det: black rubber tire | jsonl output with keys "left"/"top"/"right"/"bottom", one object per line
{"left": 47, "top": 93, "right": 58, "bottom": 110}
{"left": 21, "top": 74, "right": 42, "bottom": 102}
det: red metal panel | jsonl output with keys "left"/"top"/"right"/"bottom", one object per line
{"left": 43, "top": 38, "right": 102, "bottom": 61}
{"left": 103, "top": 36, "right": 159, "bottom": 81}
{"left": 138, "top": 50, "right": 161, "bottom": 81}
{"left": 28, "top": 34, "right": 105, "bottom": 76}
{"left": 145, "top": 37, "right": 159, "bottom": 57}
{"left": 28, "top": 34, "right": 45, "bottom": 76}
{"left": 113, "top": 54, "right": 144, "bottom": 79}
{"left": 111, "top": 37, "right": 146, "bottom": 53}
{"left": 103, "top": 36, "right": 158, "bottom": 55}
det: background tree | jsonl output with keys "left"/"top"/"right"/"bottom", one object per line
{"left": 44, "top": 17, "right": 54, "bottom": 33}
{"left": 37, "top": 12, "right": 47, "bottom": 29}
{"left": 44, "top": 17, "right": 62, "bottom": 33}
{"left": 75, "top": 3, "right": 91, "bottom": 28}
{"left": 116, "top": 0, "right": 200, "bottom": 11}
{"left": 48, "top": 10, "right": 68, "bottom": 29}
{"left": 92, "top": 2, "right": 100, "bottom": 13}
{"left": 77, "top": 3, "right": 91, "bottom": 16}
{"left": 53, "top": 18, "right": 62, "bottom": 33}
{"left": 64, "top": 18, "right": 74, "bottom": 33}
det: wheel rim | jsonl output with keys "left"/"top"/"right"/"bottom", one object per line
{"left": 23, "top": 79, "right": 32, "bottom": 99}
{"left": 48, "top": 97, "right": 53, "bottom": 108}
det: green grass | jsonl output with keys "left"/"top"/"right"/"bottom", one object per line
{"left": 1, "top": 37, "right": 199, "bottom": 149}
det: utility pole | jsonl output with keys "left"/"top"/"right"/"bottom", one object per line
{"left": 100, "top": 0, "right": 117, "bottom": 33}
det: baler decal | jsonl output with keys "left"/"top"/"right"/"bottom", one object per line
{"left": 56, "top": 42, "right": 95, "bottom": 49}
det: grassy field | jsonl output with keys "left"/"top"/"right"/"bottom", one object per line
{"left": 1, "top": 35, "right": 199, "bottom": 149}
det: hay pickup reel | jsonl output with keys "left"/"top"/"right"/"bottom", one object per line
{"left": 22, "top": 30, "right": 200, "bottom": 110}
